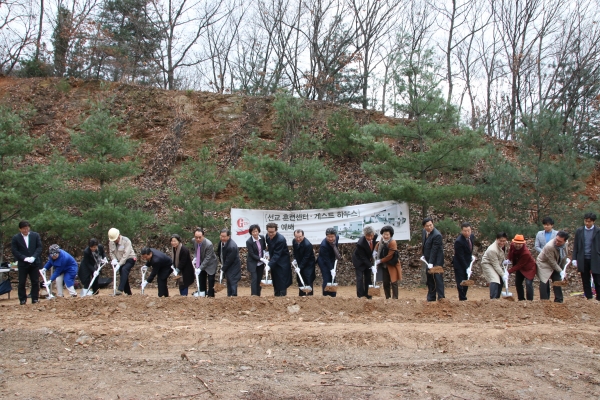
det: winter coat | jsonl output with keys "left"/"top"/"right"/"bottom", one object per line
{"left": 572, "top": 226, "right": 600, "bottom": 274}
{"left": 352, "top": 234, "right": 378, "bottom": 272}
{"left": 507, "top": 245, "right": 537, "bottom": 280}
{"left": 422, "top": 228, "right": 444, "bottom": 267}
{"left": 481, "top": 241, "right": 507, "bottom": 284}
{"left": 375, "top": 239, "right": 402, "bottom": 282}
{"left": 265, "top": 232, "right": 292, "bottom": 290}
{"left": 173, "top": 244, "right": 194, "bottom": 289}
{"left": 109, "top": 235, "right": 136, "bottom": 266}
{"left": 43, "top": 249, "right": 79, "bottom": 287}
{"left": 217, "top": 239, "right": 242, "bottom": 286}
{"left": 79, "top": 244, "right": 106, "bottom": 288}
{"left": 537, "top": 239, "right": 568, "bottom": 283}
{"left": 192, "top": 238, "right": 217, "bottom": 275}
{"left": 292, "top": 237, "right": 316, "bottom": 282}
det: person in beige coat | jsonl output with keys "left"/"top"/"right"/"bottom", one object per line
{"left": 481, "top": 232, "right": 509, "bottom": 299}
{"left": 536, "top": 231, "right": 569, "bottom": 303}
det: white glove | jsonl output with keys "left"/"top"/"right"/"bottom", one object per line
{"left": 101, "top": 257, "right": 108, "bottom": 264}
{"left": 93, "top": 270, "right": 99, "bottom": 278}
{"left": 195, "top": 268, "right": 201, "bottom": 276}
{"left": 565, "top": 258, "right": 571, "bottom": 265}
{"left": 560, "top": 270, "right": 566, "bottom": 280}
{"left": 502, "top": 260, "right": 510, "bottom": 267}
{"left": 171, "top": 266, "right": 179, "bottom": 276}
{"left": 292, "top": 260, "right": 298, "bottom": 268}
{"left": 375, "top": 259, "right": 381, "bottom": 265}
{"left": 24, "top": 257, "right": 34, "bottom": 263}
{"left": 572, "top": 260, "right": 578, "bottom": 267}
{"left": 41, "top": 268, "right": 47, "bottom": 274}
{"left": 371, "top": 266, "right": 377, "bottom": 275}
{"left": 260, "top": 258, "right": 269, "bottom": 265}
{"left": 372, "top": 251, "right": 378, "bottom": 259}
{"left": 46, "top": 279, "right": 52, "bottom": 285}
{"left": 295, "top": 267, "right": 301, "bottom": 275}
{"left": 263, "top": 251, "right": 270, "bottom": 260}
{"left": 141, "top": 280, "right": 148, "bottom": 289}
{"left": 427, "top": 263, "right": 433, "bottom": 269}
{"left": 111, "top": 259, "right": 118, "bottom": 267}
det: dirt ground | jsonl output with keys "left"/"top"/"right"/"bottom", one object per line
{"left": 1, "top": 284, "right": 600, "bottom": 400}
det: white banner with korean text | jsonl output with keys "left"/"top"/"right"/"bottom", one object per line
{"left": 230, "top": 201, "right": 410, "bottom": 247}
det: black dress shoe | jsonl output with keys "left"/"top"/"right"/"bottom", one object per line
{"left": 32, "top": 300, "right": 39, "bottom": 304}
{"left": 20, "top": 300, "right": 26, "bottom": 305}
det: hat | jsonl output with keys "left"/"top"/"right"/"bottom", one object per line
{"left": 108, "top": 228, "right": 120, "bottom": 242}
{"left": 512, "top": 234, "right": 526, "bottom": 244}
{"left": 49, "top": 244, "right": 61, "bottom": 256}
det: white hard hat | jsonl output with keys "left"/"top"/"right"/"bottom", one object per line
{"left": 108, "top": 228, "right": 120, "bottom": 242}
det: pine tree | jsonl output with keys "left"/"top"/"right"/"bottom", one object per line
{"left": 363, "top": 48, "right": 484, "bottom": 218}
{"left": 167, "top": 147, "right": 228, "bottom": 243}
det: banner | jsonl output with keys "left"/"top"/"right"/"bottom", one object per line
{"left": 230, "top": 201, "right": 410, "bottom": 247}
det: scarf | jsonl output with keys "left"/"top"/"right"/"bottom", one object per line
{"left": 173, "top": 242, "right": 182, "bottom": 268}
{"left": 91, "top": 248, "right": 101, "bottom": 269}
{"left": 329, "top": 240, "right": 342, "bottom": 261}
{"left": 377, "top": 238, "right": 390, "bottom": 260}
{"left": 555, "top": 241, "right": 567, "bottom": 263}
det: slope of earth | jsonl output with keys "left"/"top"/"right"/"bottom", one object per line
{"left": 1, "top": 287, "right": 599, "bottom": 399}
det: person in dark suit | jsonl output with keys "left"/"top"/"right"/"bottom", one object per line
{"left": 352, "top": 226, "right": 378, "bottom": 299}
{"left": 317, "top": 228, "right": 341, "bottom": 297}
{"left": 171, "top": 234, "right": 194, "bottom": 296}
{"left": 264, "top": 222, "right": 292, "bottom": 296}
{"left": 246, "top": 224, "right": 267, "bottom": 296}
{"left": 11, "top": 220, "right": 43, "bottom": 304}
{"left": 572, "top": 212, "right": 600, "bottom": 300}
{"left": 140, "top": 247, "right": 173, "bottom": 297}
{"left": 452, "top": 222, "right": 475, "bottom": 301}
{"left": 292, "top": 229, "right": 316, "bottom": 296}
{"left": 79, "top": 238, "right": 107, "bottom": 295}
{"left": 217, "top": 229, "right": 241, "bottom": 297}
{"left": 422, "top": 217, "right": 445, "bottom": 301}
{"left": 192, "top": 228, "right": 218, "bottom": 297}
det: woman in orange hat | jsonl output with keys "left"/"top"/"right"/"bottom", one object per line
{"left": 507, "top": 234, "right": 537, "bottom": 301}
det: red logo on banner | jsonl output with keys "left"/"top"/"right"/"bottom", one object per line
{"left": 236, "top": 218, "right": 250, "bottom": 235}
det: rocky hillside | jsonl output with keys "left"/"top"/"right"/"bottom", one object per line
{"left": 0, "top": 77, "right": 593, "bottom": 294}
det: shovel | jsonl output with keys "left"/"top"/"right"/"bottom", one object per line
{"left": 260, "top": 254, "right": 273, "bottom": 287}
{"left": 294, "top": 264, "right": 312, "bottom": 293}
{"left": 553, "top": 258, "right": 571, "bottom": 287}
{"left": 213, "top": 264, "right": 225, "bottom": 293}
{"left": 193, "top": 268, "right": 205, "bottom": 297}
{"left": 501, "top": 262, "right": 514, "bottom": 301}
{"left": 111, "top": 261, "right": 120, "bottom": 296}
{"left": 460, "top": 256, "right": 477, "bottom": 286}
{"left": 324, "top": 260, "right": 338, "bottom": 292}
{"left": 81, "top": 260, "right": 107, "bottom": 296}
{"left": 139, "top": 265, "right": 149, "bottom": 295}
{"left": 368, "top": 267, "right": 381, "bottom": 297}
{"left": 421, "top": 256, "right": 443, "bottom": 274}
{"left": 39, "top": 269, "right": 54, "bottom": 299}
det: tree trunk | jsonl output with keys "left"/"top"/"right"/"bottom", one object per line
{"left": 35, "top": 0, "right": 44, "bottom": 60}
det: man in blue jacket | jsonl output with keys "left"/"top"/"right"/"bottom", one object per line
{"left": 264, "top": 223, "right": 292, "bottom": 296}
{"left": 11, "top": 220, "right": 43, "bottom": 304}
{"left": 292, "top": 229, "right": 316, "bottom": 296}
{"left": 42, "top": 244, "right": 79, "bottom": 297}
{"left": 317, "top": 228, "right": 341, "bottom": 297}
{"left": 422, "top": 218, "right": 445, "bottom": 301}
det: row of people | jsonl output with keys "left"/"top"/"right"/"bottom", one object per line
{"left": 11, "top": 213, "right": 599, "bottom": 304}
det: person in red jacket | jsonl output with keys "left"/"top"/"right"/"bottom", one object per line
{"left": 507, "top": 234, "right": 537, "bottom": 301}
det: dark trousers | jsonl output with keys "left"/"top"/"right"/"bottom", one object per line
{"left": 226, "top": 278, "right": 237, "bottom": 297}
{"left": 271, "top": 265, "right": 288, "bottom": 296}
{"left": 117, "top": 258, "right": 135, "bottom": 294}
{"left": 157, "top": 275, "right": 169, "bottom": 297}
{"left": 426, "top": 270, "right": 444, "bottom": 301}
{"left": 454, "top": 267, "right": 468, "bottom": 301}
{"left": 297, "top": 268, "right": 314, "bottom": 296}
{"left": 515, "top": 271, "right": 534, "bottom": 301}
{"left": 355, "top": 268, "right": 372, "bottom": 298}
{"left": 18, "top": 263, "right": 40, "bottom": 303}
{"left": 581, "top": 259, "right": 600, "bottom": 300}
{"left": 489, "top": 282, "right": 502, "bottom": 299}
{"left": 199, "top": 271, "right": 215, "bottom": 297}
{"left": 179, "top": 286, "right": 188, "bottom": 296}
{"left": 539, "top": 271, "right": 563, "bottom": 302}
{"left": 381, "top": 267, "right": 398, "bottom": 299}
{"left": 249, "top": 265, "right": 264, "bottom": 296}
{"left": 319, "top": 264, "right": 336, "bottom": 297}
